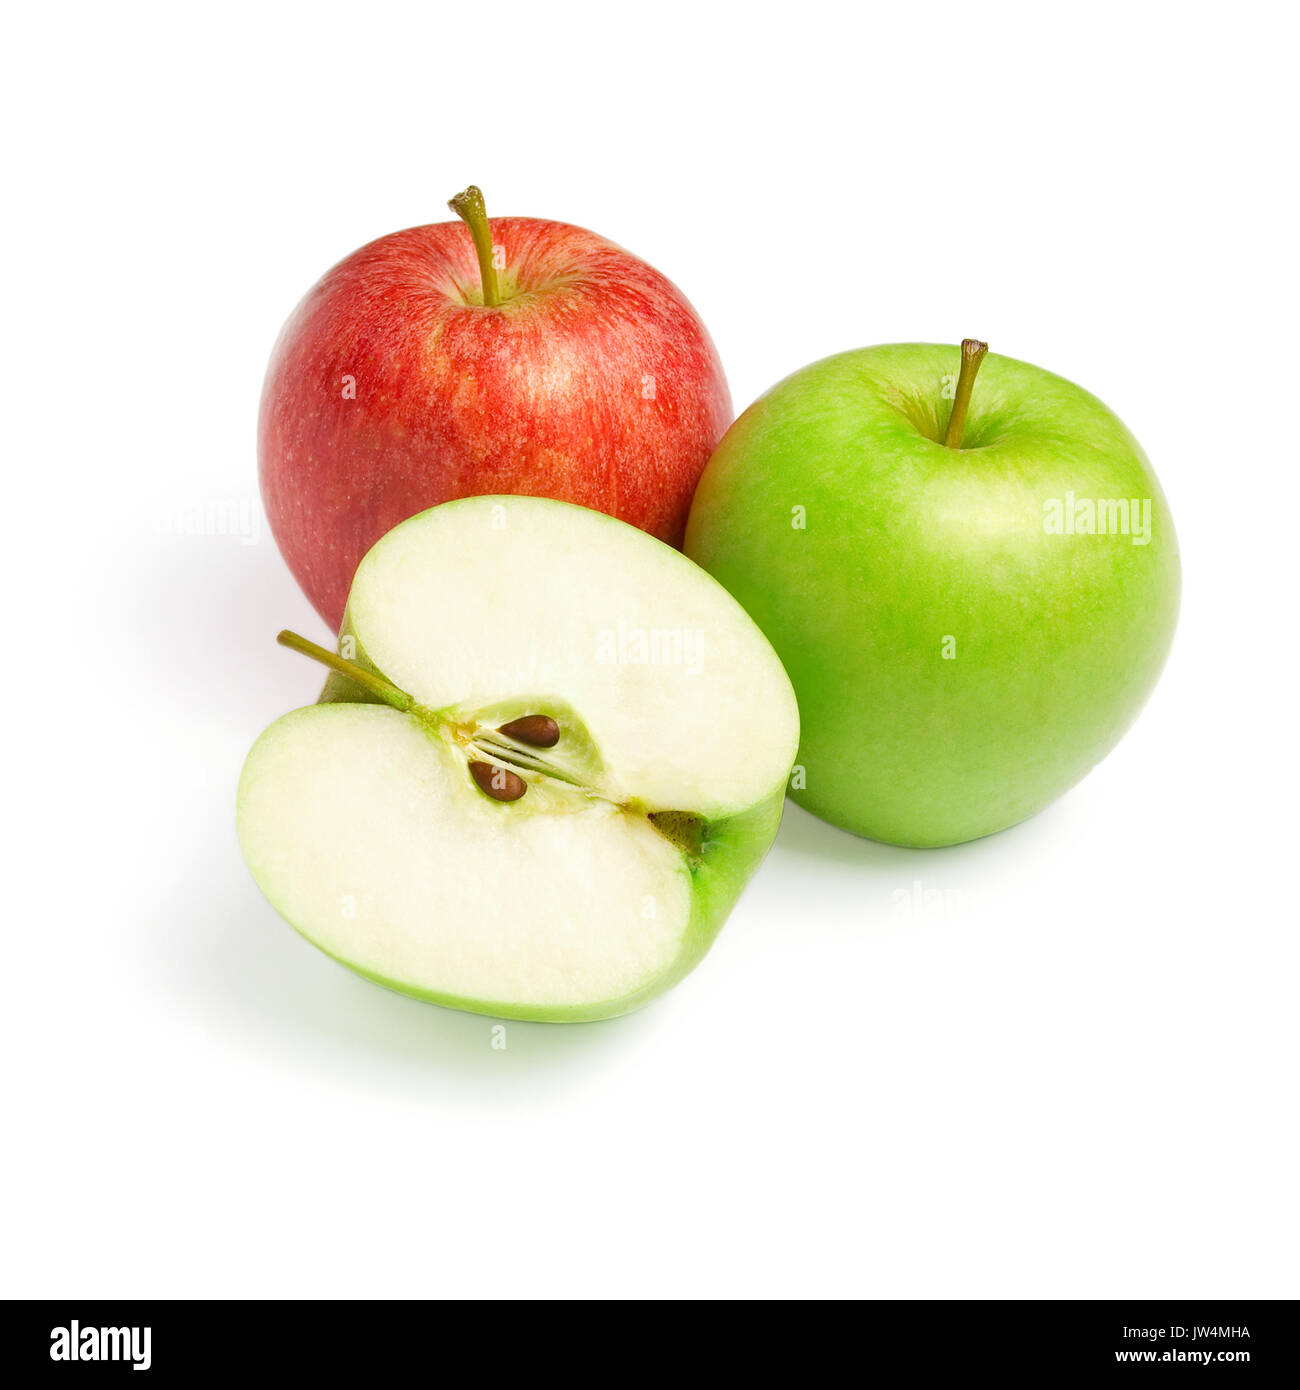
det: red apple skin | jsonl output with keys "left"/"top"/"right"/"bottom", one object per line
{"left": 259, "top": 216, "right": 732, "bottom": 629}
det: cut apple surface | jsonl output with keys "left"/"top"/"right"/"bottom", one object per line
{"left": 237, "top": 496, "right": 799, "bottom": 1021}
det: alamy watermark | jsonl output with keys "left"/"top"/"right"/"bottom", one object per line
{"left": 595, "top": 620, "right": 704, "bottom": 675}
{"left": 1043, "top": 491, "right": 1152, "bottom": 546}
{"left": 890, "top": 879, "right": 975, "bottom": 921}
{"left": 156, "top": 496, "right": 260, "bottom": 545}
{"left": 50, "top": 1321, "right": 151, "bottom": 1370}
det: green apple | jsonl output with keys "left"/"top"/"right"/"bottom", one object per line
{"left": 237, "top": 495, "right": 799, "bottom": 1021}
{"left": 685, "top": 341, "right": 1180, "bottom": 847}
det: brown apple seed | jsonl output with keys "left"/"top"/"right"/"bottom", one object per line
{"left": 469, "top": 761, "right": 528, "bottom": 802}
{"left": 497, "top": 715, "right": 560, "bottom": 748}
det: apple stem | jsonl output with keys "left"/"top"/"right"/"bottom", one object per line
{"left": 448, "top": 185, "right": 501, "bottom": 307}
{"left": 276, "top": 630, "right": 413, "bottom": 712}
{"left": 943, "top": 339, "right": 989, "bottom": 449}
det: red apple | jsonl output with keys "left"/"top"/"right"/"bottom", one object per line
{"left": 259, "top": 186, "right": 732, "bottom": 629}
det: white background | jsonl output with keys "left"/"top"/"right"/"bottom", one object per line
{"left": 4, "top": 1, "right": 1296, "bottom": 1299}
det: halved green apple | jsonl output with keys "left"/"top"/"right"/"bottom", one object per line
{"left": 237, "top": 496, "right": 799, "bottom": 1021}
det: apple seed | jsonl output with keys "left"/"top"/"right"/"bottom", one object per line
{"left": 497, "top": 715, "right": 560, "bottom": 748}
{"left": 469, "top": 760, "right": 528, "bottom": 802}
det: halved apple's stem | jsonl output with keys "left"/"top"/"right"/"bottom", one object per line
{"left": 448, "top": 184, "right": 501, "bottom": 307}
{"left": 276, "top": 630, "right": 414, "bottom": 713}
{"left": 943, "top": 338, "right": 989, "bottom": 449}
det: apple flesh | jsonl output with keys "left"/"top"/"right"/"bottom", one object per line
{"left": 685, "top": 343, "right": 1180, "bottom": 847}
{"left": 237, "top": 497, "right": 799, "bottom": 1021}
{"left": 260, "top": 187, "right": 732, "bottom": 630}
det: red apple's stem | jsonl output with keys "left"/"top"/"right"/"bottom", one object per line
{"left": 448, "top": 185, "right": 502, "bottom": 307}
{"left": 943, "top": 339, "right": 989, "bottom": 449}
{"left": 276, "top": 630, "right": 413, "bottom": 712}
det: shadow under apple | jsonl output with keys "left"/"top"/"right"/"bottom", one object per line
{"left": 148, "top": 815, "right": 658, "bottom": 1093}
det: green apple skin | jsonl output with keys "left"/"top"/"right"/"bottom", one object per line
{"left": 684, "top": 344, "right": 1181, "bottom": 848}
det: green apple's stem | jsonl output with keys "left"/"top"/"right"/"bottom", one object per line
{"left": 448, "top": 185, "right": 501, "bottom": 307}
{"left": 276, "top": 630, "right": 413, "bottom": 712}
{"left": 943, "top": 339, "right": 989, "bottom": 449}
